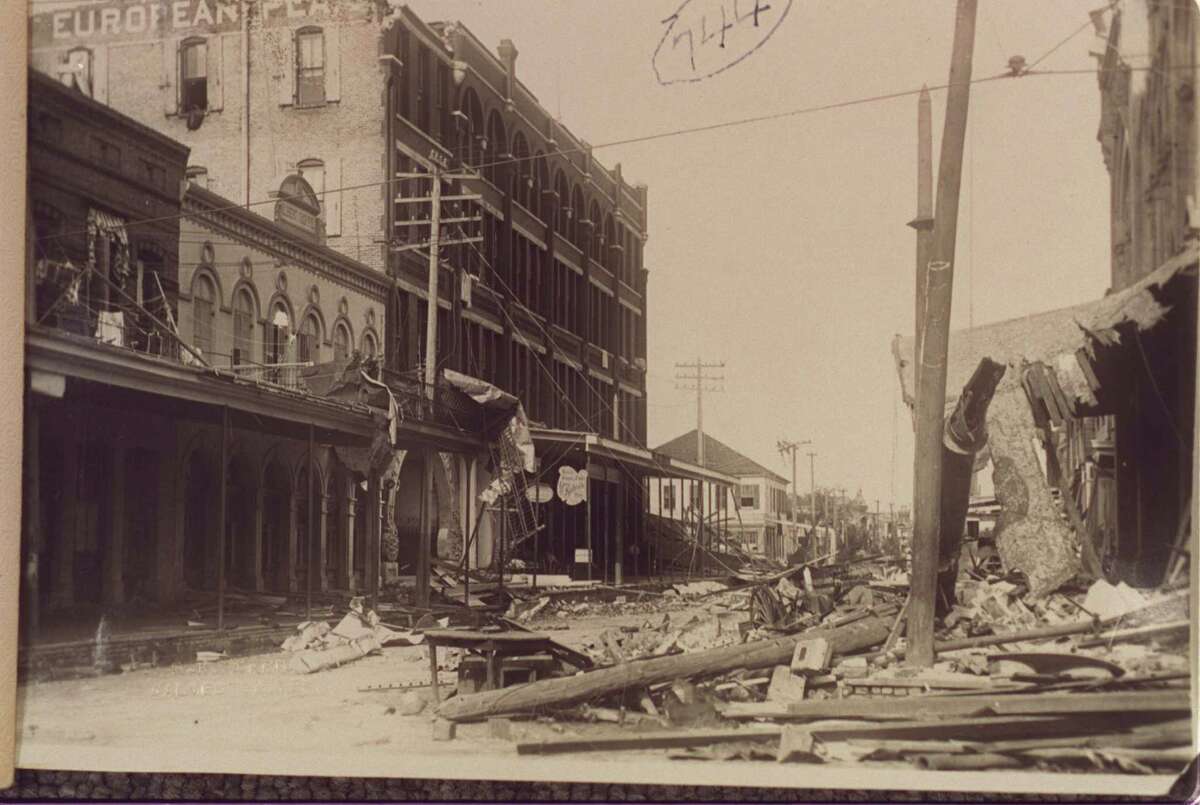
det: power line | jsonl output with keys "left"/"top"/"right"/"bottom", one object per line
{"left": 36, "top": 57, "right": 1186, "bottom": 246}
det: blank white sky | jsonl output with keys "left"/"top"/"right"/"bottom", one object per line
{"left": 32, "top": 0, "right": 1115, "bottom": 508}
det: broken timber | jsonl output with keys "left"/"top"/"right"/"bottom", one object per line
{"left": 718, "top": 689, "right": 1189, "bottom": 721}
{"left": 436, "top": 613, "right": 894, "bottom": 722}
{"left": 516, "top": 727, "right": 781, "bottom": 756}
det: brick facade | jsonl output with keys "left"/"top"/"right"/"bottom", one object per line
{"left": 30, "top": 0, "right": 651, "bottom": 450}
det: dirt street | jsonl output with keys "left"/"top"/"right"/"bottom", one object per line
{"left": 14, "top": 603, "right": 722, "bottom": 767}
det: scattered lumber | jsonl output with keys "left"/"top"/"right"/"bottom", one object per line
{"left": 436, "top": 613, "right": 894, "bottom": 722}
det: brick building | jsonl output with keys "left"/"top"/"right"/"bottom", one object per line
{"left": 23, "top": 70, "right": 491, "bottom": 656}
{"left": 30, "top": 0, "right": 659, "bottom": 585}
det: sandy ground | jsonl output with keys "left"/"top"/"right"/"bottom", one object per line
{"left": 13, "top": 604, "right": 717, "bottom": 765}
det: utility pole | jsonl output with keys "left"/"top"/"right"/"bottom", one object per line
{"left": 675, "top": 359, "right": 724, "bottom": 467}
{"left": 910, "top": 0, "right": 978, "bottom": 668}
{"left": 807, "top": 451, "right": 817, "bottom": 558}
{"left": 777, "top": 439, "right": 811, "bottom": 556}
{"left": 908, "top": 86, "right": 934, "bottom": 377}
{"left": 391, "top": 160, "right": 482, "bottom": 608}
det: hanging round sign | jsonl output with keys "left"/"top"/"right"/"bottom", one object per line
{"left": 526, "top": 483, "right": 555, "bottom": 504}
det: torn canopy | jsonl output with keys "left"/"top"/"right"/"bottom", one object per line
{"left": 443, "top": 368, "right": 536, "bottom": 473}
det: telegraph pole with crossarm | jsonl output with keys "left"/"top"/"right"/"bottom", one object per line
{"left": 675, "top": 358, "right": 725, "bottom": 467}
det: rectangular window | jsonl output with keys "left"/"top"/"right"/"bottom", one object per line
{"left": 738, "top": 484, "right": 760, "bottom": 510}
{"left": 181, "top": 40, "right": 208, "bottom": 112}
{"left": 416, "top": 46, "right": 430, "bottom": 131}
{"left": 297, "top": 29, "right": 326, "bottom": 107}
{"left": 662, "top": 485, "right": 675, "bottom": 511}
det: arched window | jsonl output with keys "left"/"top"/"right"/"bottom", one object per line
{"left": 266, "top": 303, "right": 291, "bottom": 367}
{"left": 233, "top": 289, "right": 255, "bottom": 365}
{"left": 333, "top": 322, "right": 351, "bottom": 362}
{"left": 192, "top": 274, "right": 215, "bottom": 356}
{"left": 296, "top": 27, "right": 326, "bottom": 107}
{"left": 553, "top": 172, "right": 569, "bottom": 235}
{"left": 298, "top": 314, "right": 320, "bottom": 364}
{"left": 484, "top": 110, "right": 506, "bottom": 186}
{"left": 570, "top": 186, "right": 585, "bottom": 249}
{"left": 297, "top": 158, "right": 326, "bottom": 223}
{"left": 180, "top": 38, "right": 208, "bottom": 113}
{"left": 362, "top": 330, "right": 378, "bottom": 361}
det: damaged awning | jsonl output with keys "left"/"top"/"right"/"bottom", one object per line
{"left": 891, "top": 248, "right": 1197, "bottom": 597}
{"left": 530, "top": 426, "right": 735, "bottom": 482}
{"left": 893, "top": 248, "right": 1197, "bottom": 416}
{"left": 443, "top": 368, "right": 534, "bottom": 472}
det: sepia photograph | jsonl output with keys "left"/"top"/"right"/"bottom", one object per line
{"left": 7, "top": 0, "right": 1198, "bottom": 796}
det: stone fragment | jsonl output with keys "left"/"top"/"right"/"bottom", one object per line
{"left": 766, "top": 665, "right": 807, "bottom": 703}
{"left": 431, "top": 719, "right": 456, "bottom": 741}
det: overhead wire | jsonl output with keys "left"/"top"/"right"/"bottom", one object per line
{"left": 35, "top": 57, "right": 1188, "bottom": 246}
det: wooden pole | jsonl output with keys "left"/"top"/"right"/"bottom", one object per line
{"left": 437, "top": 613, "right": 893, "bottom": 722}
{"left": 217, "top": 406, "right": 228, "bottom": 631}
{"left": 305, "top": 422, "right": 314, "bottom": 620}
{"left": 366, "top": 470, "right": 381, "bottom": 611}
{"left": 909, "top": 86, "right": 934, "bottom": 374}
{"left": 423, "top": 167, "right": 442, "bottom": 396}
{"left": 417, "top": 450, "right": 432, "bottom": 608}
{"left": 910, "top": 0, "right": 978, "bottom": 667}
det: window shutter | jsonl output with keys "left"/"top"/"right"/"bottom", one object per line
{"left": 325, "top": 157, "right": 342, "bottom": 236}
{"left": 207, "top": 35, "right": 224, "bottom": 111}
{"left": 92, "top": 45, "right": 109, "bottom": 105}
{"left": 162, "top": 38, "right": 179, "bottom": 114}
{"left": 325, "top": 26, "right": 341, "bottom": 102}
{"left": 207, "top": 34, "right": 230, "bottom": 110}
{"left": 279, "top": 31, "right": 295, "bottom": 106}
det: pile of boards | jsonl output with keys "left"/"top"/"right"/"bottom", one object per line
{"left": 426, "top": 569, "right": 1191, "bottom": 774}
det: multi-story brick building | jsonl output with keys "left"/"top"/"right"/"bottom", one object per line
{"left": 30, "top": 0, "right": 657, "bottom": 584}
{"left": 23, "top": 67, "right": 493, "bottom": 660}
{"left": 1097, "top": 0, "right": 1198, "bottom": 292}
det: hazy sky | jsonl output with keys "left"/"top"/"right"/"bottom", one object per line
{"left": 405, "top": 0, "right": 1112, "bottom": 508}
{"left": 32, "top": 0, "right": 1115, "bottom": 508}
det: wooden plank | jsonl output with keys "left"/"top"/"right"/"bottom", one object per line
{"left": 516, "top": 727, "right": 781, "bottom": 756}
{"left": 805, "top": 715, "right": 1103, "bottom": 743}
{"left": 720, "top": 689, "right": 1190, "bottom": 721}
{"left": 1075, "top": 620, "right": 1189, "bottom": 648}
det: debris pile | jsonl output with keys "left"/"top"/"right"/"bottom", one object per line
{"left": 414, "top": 558, "right": 1190, "bottom": 775}
{"left": 280, "top": 597, "right": 425, "bottom": 674}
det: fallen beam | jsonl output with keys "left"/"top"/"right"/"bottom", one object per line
{"left": 803, "top": 714, "right": 1159, "bottom": 743}
{"left": 861, "top": 618, "right": 1100, "bottom": 662}
{"left": 719, "top": 689, "right": 1190, "bottom": 722}
{"left": 436, "top": 613, "right": 894, "bottom": 722}
{"left": 516, "top": 727, "right": 781, "bottom": 756}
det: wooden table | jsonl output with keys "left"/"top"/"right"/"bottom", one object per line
{"left": 423, "top": 628, "right": 593, "bottom": 702}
